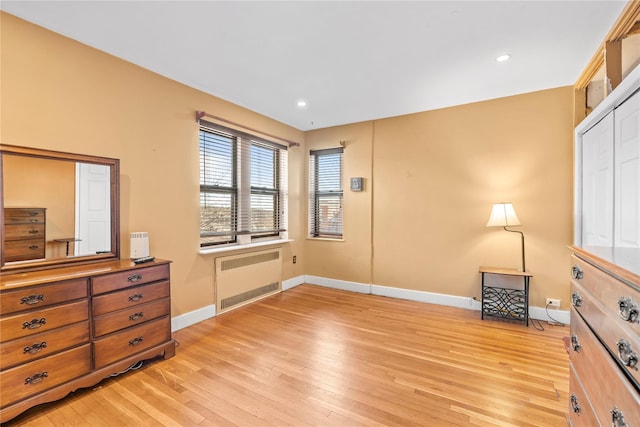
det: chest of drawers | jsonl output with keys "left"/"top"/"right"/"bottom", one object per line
{"left": 568, "top": 247, "right": 640, "bottom": 426}
{"left": 3, "top": 208, "right": 46, "bottom": 262}
{"left": 0, "top": 259, "right": 175, "bottom": 423}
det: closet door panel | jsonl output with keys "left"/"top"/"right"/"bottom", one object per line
{"left": 582, "top": 111, "right": 614, "bottom": 247}
{"left": 614, "top": 90, "right": 640, "bottom": 248}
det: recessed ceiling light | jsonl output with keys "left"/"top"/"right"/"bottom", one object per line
{"left": 297, "top": 100, "right": 307, "bottom": 108}
{"left": 496, "top": 54, "right": 511, "bottom": 62}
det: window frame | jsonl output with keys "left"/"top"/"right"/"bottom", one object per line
{"left": 309, "top": 147, "right": 344, "bottom": 239}
{"left": 199, "top": 121, "right": 287, "bottom": 248}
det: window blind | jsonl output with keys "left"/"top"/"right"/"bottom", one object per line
{"left": 309, "top": 147, "right": 343, "bottom": 238}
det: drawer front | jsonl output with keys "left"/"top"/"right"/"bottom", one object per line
{"left": 571, "top": 279, "right": 640, "bottom": 387}
{"left": 93, "top": 298, "right": 170, "bottom": 337}
{"left": 569, "top": 308, "right": 640, "bottom": 425}
{"left": 571, "top": 255, "right": 639, "bottom": 331}
{"left": 4, "top": 223, "right": 45, "bottom": 241}
{"left": 0, "top": 321, "right": 89, "bottom": 370}
{"left": 4, "top": 208, "right": 45, "bottom": 224}
{"left": 0, "top": 344, "right": 90, "bottom": 408}
{"left": 93, "top": 316, "right": 171, "bottom": 368}
{"left": 91, "top": 264, "right": 170, "bottom": 295}
{"left": 0, "top": 300, "right": 88, "bottom": 342}
{"left": 92, "top": 281, "right": 170, "bottom": 317}
{"left": 4, "top": 239, "right": 45, "bottom": 262}
{"left": 0, "top": 278, "right": 88, "bottom": 315}
{"left": 568, "top": 363, "right": 599, "bottom": 427}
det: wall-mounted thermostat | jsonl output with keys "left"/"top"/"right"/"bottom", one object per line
{"left": 350, "top": 177, "right": 364, "bottom": 192}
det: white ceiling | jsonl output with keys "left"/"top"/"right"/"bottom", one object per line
{"left": 1, "top": 1, "right": 628, "bottom": 131}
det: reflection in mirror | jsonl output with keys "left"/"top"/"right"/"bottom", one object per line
{"left": 1, "top": 144, "right": 119, "bottom": 273}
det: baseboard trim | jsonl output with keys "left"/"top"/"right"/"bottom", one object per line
{"left": 282, "top": 275, "right": 305, "bottom": 291}
{"left": 371, "top": 284, "right": 483, "bottom": 311}
{"left": 171, "top": 304, "right": 216, "bottom": 332}
{"left": 304, "top": 275, "right": 371, "bottom": 294}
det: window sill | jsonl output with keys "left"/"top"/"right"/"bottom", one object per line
{"left": 199, "top": 239, "right": 294, "bottom": 255}
{"left": 306, "top": 237, "right": 345, "bottom": 242}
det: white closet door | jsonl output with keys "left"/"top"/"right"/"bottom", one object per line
{"left": 614, "top": 90, "right": 640, "bottom": 248}
{"left": 582, "top": 111, "right": 614, "bottom": 247}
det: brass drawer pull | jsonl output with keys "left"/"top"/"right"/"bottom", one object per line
{"left": 570, "top": 394, "right": 581, "bottom": 414}
{"left": 28, "top": 245, "right": 40, "bottom": 250}
{"left": 129, "top": 336, "right": 144, "bottom": 346}
{"left": 23, "top": 342, "right": 47, "bottom": 355}
{"left": 20, "top": 294, "right": 45, "bottom": 305}
{"left": 27, "top": 211, "right": 39, "bottom": 216}
{"left": 570, "top": 334, "right": 581, "bottom": 352}
{"left": 617, "top": 297, "right": 639, "bottom": 323}
{"left": 28, "top": 229, "right": 39, "bottom": 234}
{"left": 571, "top": 265, "right": 583, "bottom": 280}
{"left": 571, "top": 292, "right": 583, "bottom": 308}
{"left": 128, "top": 293, "right": 144, "bottom": 302}
{"left": 24, "top": 371, "right": 48, "bottom": 385}
{"left": 129, "top": 312, "right": 144, "bottom": 321}
{"left": 22, "top": 318, "right": 46, "bottom": 330}
{"left": 611, "top": 407, "right": 628, "bottom": 427}
{"left": 127, "top": 274, "right": 142, "bottom": 283}
{"left": 616, "top": 338, "right": 638, "bottom": 370}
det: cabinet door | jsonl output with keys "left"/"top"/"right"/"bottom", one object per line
{"left": 614, "top": 90, "right": 640, "bottom": 249}
{"left": 582, "top": 111, "right": 614, "bottom": 246}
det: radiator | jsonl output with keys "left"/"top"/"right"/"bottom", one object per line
{"left": 215, "top": 249, "right": 282, "bottom": 314}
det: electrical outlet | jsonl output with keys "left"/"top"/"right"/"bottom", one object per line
{"left": 546, "top": 298, "right": 560, "bottom": 309}
{"left": 293, "top": 255, "right": 297, "bottom": 264}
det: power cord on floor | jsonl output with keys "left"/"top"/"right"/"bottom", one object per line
{"left": 530, "top": 302, "right": 566, "bottom": 331}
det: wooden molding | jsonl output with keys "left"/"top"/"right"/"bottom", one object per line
{"left": 575, "top": 0, "right": 640, "bottom": 89}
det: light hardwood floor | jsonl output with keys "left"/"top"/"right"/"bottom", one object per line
{"left": 5, "top": 284, "right": 570, "bottom": 426}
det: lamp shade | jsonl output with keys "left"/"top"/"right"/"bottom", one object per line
{"left": 486, "top": 203, "right": 521, "bottom": 227}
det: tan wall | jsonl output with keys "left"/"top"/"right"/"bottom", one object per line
{"left": 0, "top": 13, "right": 305, "bottom": 317}
{"left": 2, "top": 12, "right": 574, "bottom": 316}
{"left": 306, "top": 88, "right": 574, "bottom": 309}
{"left": 304, "top": 122, "right": 374, "bottom": 283}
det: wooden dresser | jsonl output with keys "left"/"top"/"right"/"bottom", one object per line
{"left": 568, "top": 246, "right": 640, "bottom": 426}
{"left": 3, "top": 208, "right": 46, "bottom": 262}
{"left": 0, "top": 259, "right": 175, "bottom": 423}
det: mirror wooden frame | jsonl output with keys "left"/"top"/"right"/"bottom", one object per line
{"left": 0, "top": 144, "right": 120, "bottom": 274}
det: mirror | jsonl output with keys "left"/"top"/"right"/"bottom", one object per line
{"left": 1, "top": 144, "right": 120, "bottom": 273}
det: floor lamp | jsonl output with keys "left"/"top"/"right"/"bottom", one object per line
{"left": 486, "top": 202, "right": 526, "bottom": 272}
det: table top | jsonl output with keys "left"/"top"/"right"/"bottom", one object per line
{"left": 479, "top": 266, "right": 533, "bottom": 277}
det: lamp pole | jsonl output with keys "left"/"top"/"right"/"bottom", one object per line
{"left": 504, "top": 227, "right": 525, "bottom": 272}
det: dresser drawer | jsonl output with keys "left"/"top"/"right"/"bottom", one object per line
{"left": 571, "top": 255, "right": 640, "bottom": 329}
{"left": 0, "top": 321, "right": 89, "bottom": 370}
{"left": 92, "top": 281, "right": 170, "bottom": 316}
{"left": 4, "top": 223, "right": 45, "bottom": 241}
{"left": 0, "top": 344, "right": 90, "bottom": 408}
{"left": 91, "top": 264, "right": 170, "bottom": 295}
{"left": 570, "top": 308, "right": 640, "bottom": 425}
{"left": 93, "top": 316, "right": 171, "bottom": 368}
{"left": 0, "top": 300, "right": 88, "bottom": 342}
{"left": 4, "top": 239, "right": 45, "bottom": 262}
{"left": 568, "top": 363, "right": 599, "bottom": 427}
{"left": 0, "top": 278, "right": 87, "bottom": 315}
{"left": 4, "top": 208, "right": 45, "bottom": 224}
{"left": 93, "top": 298, "right": 170, "bottom": 337}
{"left": 572, "top": 279, "right": 640, "bottom": 387}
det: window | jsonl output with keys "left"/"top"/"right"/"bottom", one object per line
{"left": 309, "top": 147, "right": 343, "bottom": 238}
{"left": 199, "top": 121, "right": 287, "bottom": 247}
